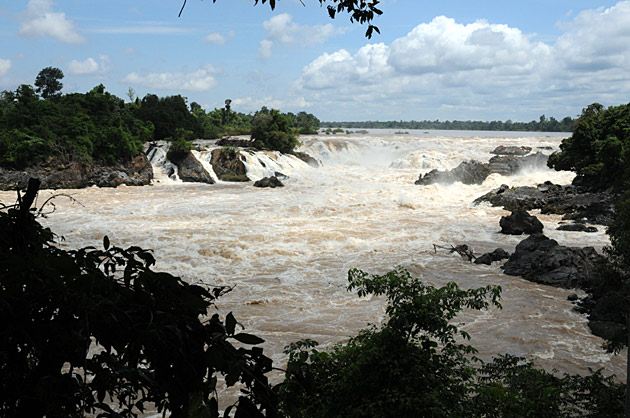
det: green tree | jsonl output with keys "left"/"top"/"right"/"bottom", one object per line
{"left": 34, "top": 67, "right": 64, "bottom": 100}
{"left": 251, "top": 108, "right": 299, "bottom": 153}
{"left": 0, "top": 179, "right": 277, "bottom": 417}
{"left": 548, "top": 102, "right": 630, "bottom": 190}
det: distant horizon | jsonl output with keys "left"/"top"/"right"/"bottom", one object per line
{"left": 1, "top": 1, "right": 629, "bottom": 121}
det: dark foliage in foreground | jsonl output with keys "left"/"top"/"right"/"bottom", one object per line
{"left": 0, "top": 179, "right": 277, "bottom": 417}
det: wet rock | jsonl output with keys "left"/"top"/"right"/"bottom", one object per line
{"left": 0, "top": 154, "right": 154, "bottom": 190}
{"left": 491, "top": 145, "right": 532, "bottom": 155}
{"left": 588, "top": 321, "right": 625, "bottom": 342}
{"left": 415, "top": 160, "right": 490, "bottom": 185}
{"left": 170, "top": 151, "right": 214, "bottom": 184}
{"left": 474, "top": 248, "right": 511, "bottom": 265}
{"left": 502, "top": 234, "right": 601, "bottom": 289}
{"left": 474, "top": 181, "right": 616, "bottom": 225}
{"left": 292, "top": 151, "right": 320, "bottom": 167}
{"left": 567, "top": 293, "right": 579, "bottom": 302}
{"left": 556, "top": 223, "right": 598, "bottom": 233}
{"left": 486, "top": 153, "right": 548, "bottom": 176}
{"left": 210, "top": 148, "right": 249, "bottom": 182}
{"left": 499, "top": 209, "right": 544, "bottom": 235}
{"left": 253, "top": 176, "right": 284, "bottom": 188}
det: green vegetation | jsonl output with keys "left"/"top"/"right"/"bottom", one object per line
{"left": 166, "top": 128, "right": 194, "bottom": 162}
{"left": 0, "top": 68, "right": 321, "bottom": 170}
{"left": 322, "top": 114, "right": 575, "bottom": 132}
{"left": 548, "top": 102, "right": 630, "bottom": 190}
{"left": 0, "top": 80, "right": 150, "bottom": 168}
{"left": 251, "top": 108, "right": 300, "bottom": 153}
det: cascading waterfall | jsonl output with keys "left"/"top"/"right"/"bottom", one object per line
{"left": 10, "top": 130, "right": 623, "bottom": 391}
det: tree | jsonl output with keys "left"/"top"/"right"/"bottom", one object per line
{"left": 179, "top": 0, "right": 383, "bottom": 38}
{"left": 547, "top": 102, "right": 630, "bottom": 190}
{"left": 34, "top": 67, "right": 64, "bottom": 100}
{"left": 251, "top": 108, "right": 299, "bottom": 153}
{"left": 223, "top": 99, "right": 232, "bottom": 125}
{"left": 0, "top": 179, "right": 278, "bottom": 417}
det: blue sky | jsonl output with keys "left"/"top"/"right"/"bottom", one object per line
{"left": 1, "top": 0, "right": 629, "bottom": 122}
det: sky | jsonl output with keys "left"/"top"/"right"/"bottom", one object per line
{"left": 0, "top": 0, "right": 629, "bottom": 122}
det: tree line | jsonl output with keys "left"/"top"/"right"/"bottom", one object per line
{"left": 0, "top": 67, "right": 321, "bottom": 169}
{"left": 321, "top": 114, "right": 575, "bottom": 132}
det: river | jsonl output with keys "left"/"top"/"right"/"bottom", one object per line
{"left": 1, "top": 129, "right": 623, "bottom": 385}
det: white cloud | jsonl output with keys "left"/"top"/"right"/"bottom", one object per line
{"left": 296, "top": 2, "right": 630, "bottom": 120}
{"left": 233, "top": 95, "right": 312, "bottom": 112}
{"left": 259, "top": 13, "right": 347, "bottom": 58}
{"left": 122, "top": 65, "right": 218, "bottom": 91}
{"left": 19, "top": 0, "right": 85, "bottom": 43}
{"left": 67, "top": 55, "right": 111, "bottom": 75}
{"left": 0, "top": 59, "right": 11, "bottom": 76}
{"left": 204, "top": 30, "right": 235, "bottom": 45}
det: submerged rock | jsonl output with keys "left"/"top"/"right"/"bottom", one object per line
{"left": 502, "top": 234, "right": 601, "bottom": 289}
{"left": 499, "top": 209, "right": 544, "bottom": 235}
{"left": 556, "top": 223, "right": 598, "bottom": 233}
{"left": 474, "top": 248, "right": 510, "bottom": 265}
{"left": 292, "top": 151, "right": 320, "bottom": 167}
{"left": 253, "top": 176, "right": 284, "bottom": 188}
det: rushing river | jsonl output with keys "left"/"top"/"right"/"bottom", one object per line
{"left": 2, "top": 129, "right": 624, "bottom": 384}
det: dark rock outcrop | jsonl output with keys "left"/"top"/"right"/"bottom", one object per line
{"left": 491, "top": 145, "right": 532, "bottom": 155}
{"left": 216, "top": 137, "right": 255, "bottom": 148}
{"left": 415, "top": 160, "right": 490, "bottom": 185}
{"left": 292, "top": 151, "right": 319, "bottom": 167}
{"left": 0, "top": 154, "right": 153, "bottom": 190}
{"left": 253, "top": 176, "right": 284, "bottom": 188}
{"left": 474, "top": 248, "right": 510, "bottom": 265}
{"left": 416, "top": 153, "right": 548, "bottom": 186}
{"left": 210, "top": 148, "right": 249, "bottom": 182}
{"left": 502, "top": 234, "right": 601, "bottom": 289}
{"left": 556, "top": 223, "right": 598, "bottom": 233}
{"left": 499, "top": 209, "right": 544, "bottom": 235}
{"left": 172, "top": 152, "right": 214, "bottom": 184}
{"left": 474, "top": 181, "right": 616, "bottom": 225}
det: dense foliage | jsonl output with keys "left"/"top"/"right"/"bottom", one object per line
{"left": 0, "top": 179, "right": 277, "bottom": 417}
{"left": 321, "top": 114, "right": 575, "bottom": 132}
{"left": 0, "top": 82, "right": 150, "bottom": 168}
{"left": 278, "top": 268, "right": 623, "bottom": 417}
{"left": 548, "top": 102, "right": 630, "bottom": 190}
{"left": 251, "top": 108, "right": 300, "bottom": 153}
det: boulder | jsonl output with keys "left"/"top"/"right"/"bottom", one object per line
{"left": 499, "top": 209, "right": 544, "bottom": 235}
{"left": 292, "top": 151, "right": 320, "bottom": 167}
{"left": 491, "top": 145, "right": 532, "bottom": 155}
{"left": 253, "top": 176, "right": 284, "bottom": 188}
{"left": 474, "top": 181, "right": 616, "bottom": 225}
{"left": 216, "top": 137, "right": 256, "bottom": 148}
{"left": 415, "top": 160, "right": 490, "bottom": 185}
{"left": 502, "top": 234, "right": 601, "bottom": 289}
{"left": 474, "top": 248, "right": 510, "bottom": 265}
{"left": 173, "top": 152, "right": 214, "bottom": 184}
{"left": 210, "top": 148, "right": 249, "bottom": 182}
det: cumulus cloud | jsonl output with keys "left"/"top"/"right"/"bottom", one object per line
{"left": 296, "top": 1, "right": 630, "bottom": 119}
{"left": 233, "top": 95, "right": 312, "bottom": 112}
{"left": 67, "top": 55, "right": 111, "bottom": 75}
{"left": 204, "top": 30, "right": 235, "bottom": 45}
{"left": 259, "top": 13, "right": 347, "bottom": 58}
{"left": 19, "top": 0, "right": 85, "bottom": 43}
{"left": 0, "top": 59, "right": 11, "bottom": 77}
{"left": 122, "top": 65, "right": 219, "bottom": 91}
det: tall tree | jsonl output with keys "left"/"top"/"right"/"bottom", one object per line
{"left": 34, "top": 67, "right": 64, "bottom": 100}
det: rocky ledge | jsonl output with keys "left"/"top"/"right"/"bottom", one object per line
{"left": 474, "top": 180, "right": 616, "bottom": 225}
{"left": 502, "top": 233, "right": 601, "bottom": 290}
{"left": 0, "top": 154, "right": 153, "bottom": 191}
{"left": 415, "top": 152, "right": 548, "bottom": 186}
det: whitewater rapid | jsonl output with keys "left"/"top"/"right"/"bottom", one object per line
{"left": 2, "top": 130, "right": 623, "bottom": 383}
